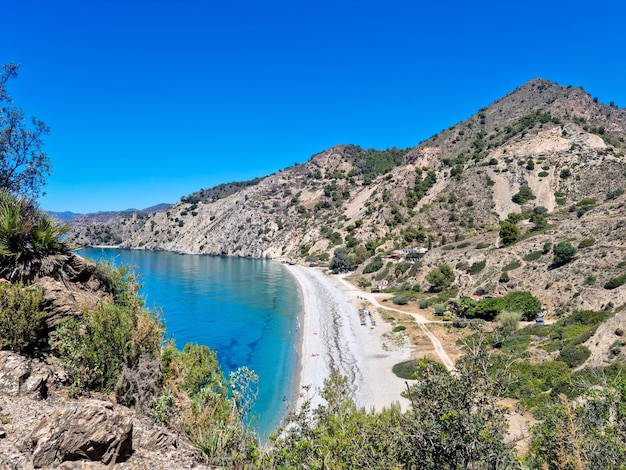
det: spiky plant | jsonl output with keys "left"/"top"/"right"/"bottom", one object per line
{"left": 0, "top": 190, "right": 71, "bottom": 282}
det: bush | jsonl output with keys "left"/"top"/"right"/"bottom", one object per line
{"left": 392, "top": 359, "right": 420, "bottom": 379}
{"left": 392, "top": 293, "right": 413, "bottom": 305}
{"left": 433, "top": 304, "right": 447, "bottom": 315}
{"left": 426, "top": 264, "right": 455, "bottom": 292}
{"left": 502, "top": 260, "right": 522, "bottom": 271}
{"left": 499, "top": 221, "right": 520, "bottom": 246}
{"left": 578, "top": 238, "right": 595, "bottom": 249}
{"left": 604, "top": 273, "right": 626, "bottom": 289}
{"left": 558, "top": 344, "right": 591, "bottom": 368}
{"left": 468, "top": 260, "right": 486, "bottom": 275}
{"left": 362, "top": 257, "right": 383, "bottom": 274}
{"left": 0, "top": 282, "right": 46, "bottom": 353}
{"left": 523, "top": 250, "right": 543, "bottom": 262}
{"left": 474, "top": 291, "right": 541, "bottom": 321}
{"left": 552, "top": 241, "right": 577, "bottom": 267}
{"left": 53, "top": 268, "right": 163, "bottom": 394}
{"left": 512, "top": 185, "right": 536, "bottom": 204}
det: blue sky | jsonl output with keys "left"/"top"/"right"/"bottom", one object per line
{"left": 3, "top": 0, "right": 625, "bottom": 213}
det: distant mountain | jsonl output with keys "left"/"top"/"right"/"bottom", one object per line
{"left": 49, "top": 203, "right": 172, "bottom": 226}
{"left": 67, "top": 78, "right": 626, "bottom": 320}
{"left": 47, "top": 211, "right": 83, "bottom": 222}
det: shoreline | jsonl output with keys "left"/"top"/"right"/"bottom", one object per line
{"left": 283, "top": 264, "right": 411, "bottom": 413}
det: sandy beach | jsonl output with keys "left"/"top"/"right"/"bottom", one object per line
{"left": 283, "top": 264, "right": 412, "bottom": 412}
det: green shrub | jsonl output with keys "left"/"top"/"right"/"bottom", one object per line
{"left": 502, "top": 260, "right": 521, "bottom": 271}
{"left": 604, "top": 274, "right": 626, "bottom": 289}
{"left": 392, "top": 325, "right": 406, "bottom": 333}
{"left": 538, "top": 171, "right": 549, "bottom": 177}
{"left": 584, "top": 274, "right": 596, "bottom": 285}
{"left": 512, "top": 186, "right": 536, "bottom": 204}
{"left": 474, "top": 291, "right": 541, "bottom": 321}
{"left": 392, "top": 359, "right": 420, "bottom": 379}
{"left": 392, "top": 293, "right": 414, "bottom": 305}
{"left": 468, "top": 260, "right": 486, "bottom": 275}
{"left": 363, "top": 257, "right": 383, "bottom": 274}
{"left": 552, "top": 241, "right": 577, "bottom": 267}
{"left": 523, "top": 251, "right": 543, "bottom": 262}
{"left": 499, "top": 221, "right": 520, "bottom": 246}
{"left": 578, "top": 238, "right": 595, "bottom": 249}
{"left": 557, "top": 345, "right": 591, "bottom": 368}
{"left": 0, "top": 282, "right": 46, "bottom": 353}
{"left": 433, "top": 304, "right": 447, "bottom": 315}
{"left": 53, "top": 268, "right": 163, "bottom": 394}
{"left": 426, "top": 264, "right": 455, "bottom": 292}
{"left": 475, "top": 242, "right": 490, "bottom": 249}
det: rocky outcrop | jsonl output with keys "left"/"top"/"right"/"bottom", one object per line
{"left": 0, "top": 352, "right": 209, "bottom": 469}
{"left": 30, "top": 400, "right": 133, "bottom": 467}
{"left": 34, "top": 254, "right": 114, "bottom": 329}
{"left": 0, "top": 351, "right": 49, "bottom": 399}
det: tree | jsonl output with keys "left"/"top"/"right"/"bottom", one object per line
{"left": 499, "top": 220, "right": 520, "bottom": 246}
{"left": 553, "top": 241, "right": 577, "bottom": 267}
{"left": 512, "top": 185, "right": 535, "bottom": 204}
{"left": 0, "top": 63, "right": 50, "bottom": 198}
{"left": 426, "top": 264, "right": 455, "bottom": 292}
{"left": 330, "top": 247, "right": 353, "bottom": 272}
{"left": 402, "top": 346, "right": 517, "bottom": 468}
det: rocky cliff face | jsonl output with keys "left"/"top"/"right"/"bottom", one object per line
{"left": 67, "top": 79, "right": 626, "bottom": 318}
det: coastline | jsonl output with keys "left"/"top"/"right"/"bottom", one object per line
{"left": 283, "top": 264, "right": 411, "bottom": 412}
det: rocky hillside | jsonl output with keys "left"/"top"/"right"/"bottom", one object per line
{"left": 68, "top": 78, "right": 626, "bottom": 319}
{"left": 0, "top": 254, "right": 210, "bottom": 469}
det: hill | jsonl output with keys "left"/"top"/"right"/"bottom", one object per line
{"left": 67, "top": 78, "right": 626, "bottom": 323}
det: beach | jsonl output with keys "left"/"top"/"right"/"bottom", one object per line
{"left": 283, "top": 264, "right": 412, "bottom": 411}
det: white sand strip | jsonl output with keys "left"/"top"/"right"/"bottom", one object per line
{"left": 283, "top": 264, "right": 411, "bottom": 412}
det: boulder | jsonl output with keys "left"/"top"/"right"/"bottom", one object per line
{"left": 0, "top": 352, "right": 49, "bottom": 399}
{"left": 31, "top": 400, "right": 133, "bottom": 468}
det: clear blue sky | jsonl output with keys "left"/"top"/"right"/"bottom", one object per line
{"left": 3, "top": 0, "right": 625, "bottom": 213}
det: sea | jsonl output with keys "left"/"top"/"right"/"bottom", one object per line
{"left": 78, "top": 248, "right": 301, "bottom": 440}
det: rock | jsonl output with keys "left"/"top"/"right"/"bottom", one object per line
{"left": 31, "top": 400, "right": 133, "bottom": 468}
{"left": 0, "top": 352, "right": 49, "bottom": 399}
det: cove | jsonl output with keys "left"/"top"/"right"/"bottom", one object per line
{"left": 78, "top": 248, "right": 301, "bottom": 439}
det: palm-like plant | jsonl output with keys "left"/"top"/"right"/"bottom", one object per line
{"left": 0, "top": 190, "right": 70, "bottom": 282}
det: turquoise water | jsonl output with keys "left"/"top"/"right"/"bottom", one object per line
{"left": 78, "top": 248, "right": 301, "bottom": 439}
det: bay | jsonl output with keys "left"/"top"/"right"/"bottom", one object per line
{"left": 78, "top": 248, "right": 301, "bottom": 439}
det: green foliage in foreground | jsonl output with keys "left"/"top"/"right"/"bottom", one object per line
{"left": 0, "top": 281, "right": 46, "bottom": 353}
{"left": 53, "top": 268, "right": 163, "bottom": 394}
{"left": 264, "top": 350, "right": 518, "bottom": 469}
{"left": 0, "top": 189, "right": 70, "bottom": 282}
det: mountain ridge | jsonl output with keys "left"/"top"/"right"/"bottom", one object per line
{"left": 67, "top": 78, "right": 626, "bottom": 325}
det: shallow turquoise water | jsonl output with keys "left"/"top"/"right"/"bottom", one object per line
{"left": 78, "top": 248, "right": 300, "bottom": 439}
